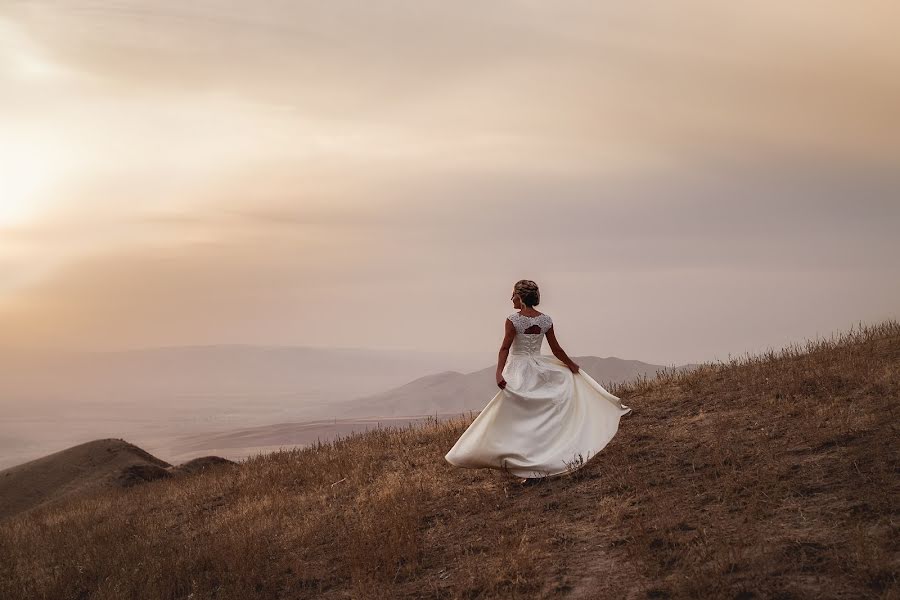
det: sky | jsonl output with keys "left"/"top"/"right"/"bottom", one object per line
{"left": 1, "top": 0, "right": 898, "bottom": 366}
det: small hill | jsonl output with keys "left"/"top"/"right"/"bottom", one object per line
{"left": 0, "top": 320, "right": 896, "bottom": 599}
{"left": 0, "top": 438, "right": 172, "bottom": 520}
{"left": 0, "top": 440, "right": 236, "bottom": 520}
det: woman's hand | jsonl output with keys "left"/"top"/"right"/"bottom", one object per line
{"left": 496, "top": 374, "right": 507, "bottom": 389}
{"left": 567, "top": 362, "right": 580, "bottom": 374}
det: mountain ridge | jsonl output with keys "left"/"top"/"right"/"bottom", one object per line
{"left": 335, "top": 354, "right": 699, "bottom": 419}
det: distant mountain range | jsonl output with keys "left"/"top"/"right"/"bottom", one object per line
{"left": 0, "top": 344, "right": 490, "bottom": 470}
{"left": 0, "top": 344, "right": 697, "bottom": 469}
{"left": 333, "top": 355, "right": 699, "bottom": 418}
{"left": 0, "top": 344, "right": 490, "bottom": 409}
{"left": 156, "top": 355, "right": 699, "bottom": 463}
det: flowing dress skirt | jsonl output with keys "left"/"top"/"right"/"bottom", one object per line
{"left": 445, "top": 353, "right": 631, "bottom": 478}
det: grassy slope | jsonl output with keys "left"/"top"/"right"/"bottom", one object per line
{"left": 0, "top": 320, "right": 897, "bottom": 599}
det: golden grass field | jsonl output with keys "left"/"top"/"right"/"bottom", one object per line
{"left": 1, "top": 319, "right": 897, "bottom": 599}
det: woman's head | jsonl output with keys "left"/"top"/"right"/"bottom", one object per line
{"left": 512, "top": 279, "right": 540, "bottom": 308}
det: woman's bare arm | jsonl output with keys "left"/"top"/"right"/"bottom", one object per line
{"left": 496, "top": 318, "right": 516, "bottom": 388}
{"left": 546, "top": 325, "right": 580, "bottom": 373}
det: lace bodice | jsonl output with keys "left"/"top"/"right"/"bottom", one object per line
{"left": 507, "top": 312, "right": 553, "bottom": 355}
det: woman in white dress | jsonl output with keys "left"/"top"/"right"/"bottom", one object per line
{"left": 445, "top": 279, "right": 632, "bottom": 482}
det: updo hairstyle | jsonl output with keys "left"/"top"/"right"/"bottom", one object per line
{"left": 514, "top": 280, "right": 540, "bottom": 307}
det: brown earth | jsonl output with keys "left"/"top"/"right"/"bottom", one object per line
{"left": 0, "top": 319, "right": 897, "bottom": 599}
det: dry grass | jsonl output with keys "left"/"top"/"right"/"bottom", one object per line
{"left": 1, "top": 319, "right": 897, "bottom": 599}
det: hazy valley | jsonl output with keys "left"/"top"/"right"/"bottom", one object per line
{"left": 0, "top": 345, "right": 693, "bottom": 469}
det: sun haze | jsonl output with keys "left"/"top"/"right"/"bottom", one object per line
{"left": 0, "top": 1, "right": 898, "bottom": 365}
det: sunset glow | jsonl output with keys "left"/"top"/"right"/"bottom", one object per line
{"left": 0, "top": 135, "right": 67, "bottom": 227}
{"left": 0, "top": 1, "right": 897, "bottom": 364}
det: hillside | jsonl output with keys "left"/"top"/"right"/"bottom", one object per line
{"left": 0, "top": 320, "right": 897, "bottom": 599}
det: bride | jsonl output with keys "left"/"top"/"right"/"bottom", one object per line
{"left": 445, "top": 279, "right": 632, "bottom": 482}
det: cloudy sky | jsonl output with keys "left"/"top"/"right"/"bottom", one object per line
{"left": 1, "top": 0, "right": 898, "bottom": 366}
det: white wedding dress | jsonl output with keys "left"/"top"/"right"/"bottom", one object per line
{"left": 445, "top": 312, "right": 632, "bottom": 478}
